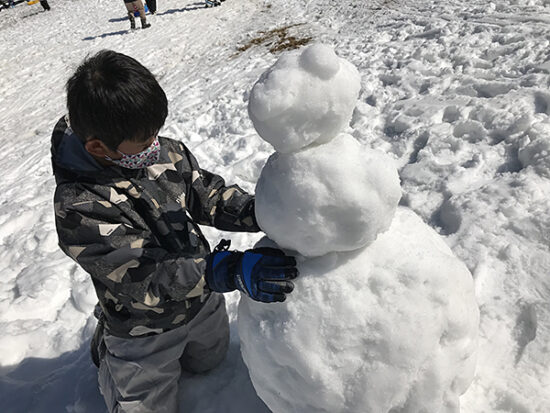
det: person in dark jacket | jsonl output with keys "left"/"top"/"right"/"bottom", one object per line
{"left": 145, "top": 0, "right": 156, "bottom": 14}
{"left": 40, "top": 0, "right": 50, "bottom": 10}
{"left": 51, "top": 50, "right": 298, "bottom": 413}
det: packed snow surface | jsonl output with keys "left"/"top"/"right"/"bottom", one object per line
{"left": 518, "top": 119, "right": 550, "bottom": 178}
{"left": 239, "top": 208, "right": 479, "bottom": 413}
{"left": 248, "top": 43, "right": 361, "bottom": 153}
{"left": 255, "top": 133, "right": 401, "bottom": 256}
{"left": 1, "top": 0, "right": 550, "bottom": 412}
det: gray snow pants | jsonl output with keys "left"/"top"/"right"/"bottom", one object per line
{"left": 96, "top": 293, "right": 229, "bottom": 413}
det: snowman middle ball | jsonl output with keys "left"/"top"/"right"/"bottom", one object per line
{"left": 255, "top": 134, "right": 402, "bottom": 257}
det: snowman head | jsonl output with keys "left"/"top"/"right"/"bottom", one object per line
{"left": 248, "top": 43, "right": 361, "bottom": 153}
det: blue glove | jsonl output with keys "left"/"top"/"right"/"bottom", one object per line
{"left": 205, "top": 240, "right": 298, "bottom": 303}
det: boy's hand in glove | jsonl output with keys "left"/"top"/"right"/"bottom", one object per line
{"left": 205, "top": 240, "right": 298, "bottom": 303}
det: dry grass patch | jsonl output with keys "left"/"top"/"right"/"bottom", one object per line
{"left": 235, "top": 23, "right": 313, "bottom": 56}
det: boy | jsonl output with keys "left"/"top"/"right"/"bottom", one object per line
{"left": 51, "top": 50, "right": 298, "bottom": 413}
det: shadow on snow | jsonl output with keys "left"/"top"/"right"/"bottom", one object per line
{"left": 0, "top": 328, "right": 269, "bottom": 413}
{"left": 157, "top": 3, "right": 208, "bottom": 15}
{"left": 82, "top": 30, "right": 129, "bottom": 41}
{"left": 0, "top": 341, "right": 105, "bottom": 413}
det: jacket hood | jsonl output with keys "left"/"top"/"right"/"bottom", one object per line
{"left": 51, "top": 115, "right": 103, "bottom": 177}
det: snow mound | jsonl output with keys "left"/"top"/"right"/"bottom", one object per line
{"left": 255, "top": 134, "right": 401, "bottom": 256}
{"left": 519, "top": 121, "right": 550, "bottom": 177}
{"left": 248, "top": 43, "right": 361, "bottom": 153}
{"left": 239, "top": 207, "right": 479, "bottom": 413}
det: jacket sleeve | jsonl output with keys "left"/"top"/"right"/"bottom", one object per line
{"left": 183, "top": 146, "right": 262, "bottom": 233}
{"left": 55, "top": 199, "right": 210, "bottom": 307}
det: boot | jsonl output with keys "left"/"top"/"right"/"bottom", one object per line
{"left": 141, "top": 18, "right": 151, "bottom": 29}
{"left": 128, "top": 13, "right": 136, "bottom": 29}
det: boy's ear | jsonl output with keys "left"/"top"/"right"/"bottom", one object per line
{"left": 85, "top": 139, "right": 113, "bottom": 158}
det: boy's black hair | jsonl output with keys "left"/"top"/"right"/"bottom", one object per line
{"left": 66, "top": 50, "right": 168, "bottom": 150}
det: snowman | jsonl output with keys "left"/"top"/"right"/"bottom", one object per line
{"left": 238, "top": 44, "right": 479, "bottom": 413}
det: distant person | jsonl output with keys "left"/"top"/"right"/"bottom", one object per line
{"left": 50, "top": 50, "right": 298, "bottom": 413}
{"left": 123, "top": 0, "right": 150, "bottom": 29}
{"left": 1, "top": 0, "right": 16, "bottom": 8}
{"left": 40, "top": 0, "right": 50, "bottom": 10}
{"left": 145, "top": 0, "right": 156, "bottom": 14}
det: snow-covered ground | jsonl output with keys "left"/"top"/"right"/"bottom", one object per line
{"left": 1, "top": 0, "right": 549, "bottom": 411}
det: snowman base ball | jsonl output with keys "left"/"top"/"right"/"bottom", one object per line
{"left": 239, "top": 207, "right": 479, "bottom": 413}
{"left": 255, "top": 133, "right": 402, "bottom": 257}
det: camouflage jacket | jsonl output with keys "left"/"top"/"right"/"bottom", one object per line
{"left": 51, "top": 116, "right": 260, "bottom": 338}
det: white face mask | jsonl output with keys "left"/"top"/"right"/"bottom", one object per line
{"left": 106, "top": 138, "right": 161, "bottom": 169}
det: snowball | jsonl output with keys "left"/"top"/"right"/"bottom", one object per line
{"left": 255, "top": 134, "right": 401, "bottom": 256}
{"left": 248, "top": 44, "right": 361, "bottom": 153}
{"left": 239, "top": 207, "right": 480, "bottom": 413}
{"left": 299, "top": 43, "right": 341, "bottom": 80}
